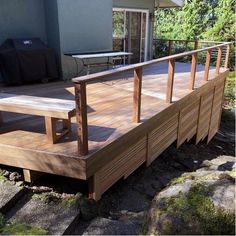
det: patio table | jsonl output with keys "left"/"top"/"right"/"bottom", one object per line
{"left": 66, "top": 51, "right": 132, "bottom": 75}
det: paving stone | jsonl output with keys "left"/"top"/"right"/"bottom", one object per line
{"left": 6, "top": 193, "right": 80, "bottom": 235}
{"left": 0, "top": 180, "right": 25, "bottom": 213}
{"left": 83, "top": 217, "right": 140, "bottom": 235}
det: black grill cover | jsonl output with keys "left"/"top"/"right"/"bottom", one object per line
{"left": 0, "top": 38, "right": 59, "bottom": 85}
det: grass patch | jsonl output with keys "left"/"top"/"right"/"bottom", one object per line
{"left": 62, "top": 193, "right": 82, "bottom": 208}
{"left": 0, "top": 214, "right": 47, "bottom": 235}
{"left": 224, "top": 71, "right": 235, "bottom": 108}
{"left": 160, "top": 183, "right": 235, "bottom": 235}
{"left": 0, "top": 222, "right": 48, "bottom": 235}
{"left": 0, "top": 175, "right": 7, "bottom": 182}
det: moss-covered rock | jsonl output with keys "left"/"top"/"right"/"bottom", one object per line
{"left": 147, "top": 162, "right": 236, "bottom": 235}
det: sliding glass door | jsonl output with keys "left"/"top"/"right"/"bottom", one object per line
{"left": 113, "top": 8, "right": 149, "bottom": 64}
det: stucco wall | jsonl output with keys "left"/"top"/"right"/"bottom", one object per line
{"left": 0, "top": 0, "right": 47, "bottom": 45}
{"left": 57, "top": 0, "right": 113, "bottom": 79}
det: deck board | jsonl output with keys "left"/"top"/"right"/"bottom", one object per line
{"left": 0, "top": 62, "right": 226, "bottom": 165}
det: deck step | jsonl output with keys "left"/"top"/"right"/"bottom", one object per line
{"left": 0, "top": 180, "right": 25, "bottom": 214}
{"left": 5, "top": 192, "right": 80, "bottom": 235}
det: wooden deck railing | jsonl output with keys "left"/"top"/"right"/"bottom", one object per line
{"left": 72, "top": 41, "right": 232, "bottom": 156}
{"left": 153, "top": 39, "right": 232, "bottom": 63}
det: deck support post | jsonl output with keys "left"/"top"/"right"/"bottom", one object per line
{"left": 215, "top": 46, "right": 223, "bottom": 75}
{"left": 23, "top": 169, "right": 43, "bottom": 183}
{"left": 224, "top": 44, "right": 231, "bottom": 69}
{"left": 166, "top": 59, "right": 175, "bottom": 103}
{"left": 168, "top": 40, "right": 173, "bottom": 56}
{"left": 189, "top": 52, "right": 198, "bottom": 90}
{"left": 75, "top": 82, "right": 88, "bottom": 156}
{"left": 204, "top": 49, "right": 212, "bottom": 81}
{"left": 133, "top": 67, "right": 143, "bottom": 123}
{"left": 194, "top": 40, "right": 199, "bottom": 50}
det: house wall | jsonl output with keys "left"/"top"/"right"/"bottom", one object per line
{"left": 0, "top": 0, "right": 47, "bottom": 45}
{"left": 0, "top": 0, "right": 47, "bottom": 81}
{"left": 56, "top": 0, "right": 113, "bottom": 79}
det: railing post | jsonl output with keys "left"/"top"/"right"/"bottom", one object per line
{"left": 194, "top": 40, "right": 199, "bottom": 50}
{"left": 133, "top": 67, "right": 142, "bottom": 123}
{"left": 215, "top": 46, "right": 223, "bottom": 75}
{"left": 189, "top": 52, "right": 198, "bottom": 90}
{"left": 166, "top": 59, "right": 175, "bottom": 103}
{"left": 168, "top": 40, "right": 173, "bottom": 56}
{"left": 224, "top": 44, "right": 231, "bottom": 69}
{"left": 204, "top": 49, "right": 212, "bottom": 81}
{"left": 75, "top": 82, "right": 88, "bottom": 156}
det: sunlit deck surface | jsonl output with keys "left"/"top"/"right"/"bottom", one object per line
{"left": 0, "top": 62, "right": 225, "bottom": 160}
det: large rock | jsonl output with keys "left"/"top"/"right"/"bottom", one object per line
{"left": 83, "top": 217, "right": 140, "bottom": 235}
{"left": 147, "top": 156, "right": 235, "bottom": 235}
{"left": 0, "top": 180, "right": 25, "bottom": 213}
{"left": 6, "top": 192, "right": 80, "bottom": 235}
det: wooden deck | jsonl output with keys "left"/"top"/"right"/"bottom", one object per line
{"left": 0, "top": 41, "right": 231, "bottom": 200}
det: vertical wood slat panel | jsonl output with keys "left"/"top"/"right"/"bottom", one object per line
{"left": 133, "top": 67, "right": 143, "bottom": 123}
{"left": 189, "top": 53, "right": 198, "bottom": 90}
{"left": 166, "top": 59, "right": 175, "bottom": 103}
{"left": 204, "top": 49, "right": 212, "bottom": 81}
{"left": 75, "top": 82, "right": 88, "bottom": 156}
{"left": 224, "top": 44, "right": 231, "bottom": 69}
{"left": 215, "top": 46, "right": 223, "bottom": 75}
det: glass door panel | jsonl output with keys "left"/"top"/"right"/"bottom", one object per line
{"left": 112, "top": 9, "right": 148, "bottom": 64}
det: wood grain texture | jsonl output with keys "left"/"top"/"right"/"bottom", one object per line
{"left": 190, "top": 53, "right": 198, "bottom": 90}
{"left": 147, "top": 113, "right": 178, "bottom": 166}
{"left": 216, "top": 47, "right": 223, "bottom": 75}
{"left": 133, "top": 68, "right": 143, "bottom": 123}
{"left": 207, "top": 80, "right": 225, "bottom": 143}
{"left": 224, "top": 44, "right": 231, "bottom": 69}
{"left": 196, "top": 89, "right": 214, "bottom": 144}
{"left": 0, "top": 62, "right": 229, "bottom": 200}
{"left": 204, "top": 49, "right": 212, "bottom": 81}
{"left": 177, "top": 99, "right": 200, "bottom": 147}
{"left": 75, "top": 82, "right": 88, "bottom": 156}
{"left": 166, "top": 59, "right": 175, "bottom": 103}
{"left": 93, "top": 137, "right": 146, "bottom": 200}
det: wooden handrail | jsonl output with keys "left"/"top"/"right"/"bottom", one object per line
{"left": 72, "top": 42, "right": 232, "bottom": 84}
{"left": 73, "top": 41, "right": 232, "bottom": 156}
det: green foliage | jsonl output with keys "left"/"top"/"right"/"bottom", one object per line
{"left": 155, "top": 0, "right": 235, "bottom": 41}
{"left": 0, "top": 223, "right": 48, "bottom": 235}
{"left": 160, "top": 183, "right": 235, "bottom": 235}
{"left": 0, "top": 214, "right": 5, "bottom": 229}
{"left": 224, "top": 71, "right": 235, "bottom": 108}
{"left": 0, "top": 214, "right": 48, "bottom": 235}
{"left": 202, "top": 0, "right": 235, "bottom": 41}
{"left": 155, "top": 0, "right": 213, "bottom": 40}
{"left": 0, "top": 175, "right": 7, "bottom": 182}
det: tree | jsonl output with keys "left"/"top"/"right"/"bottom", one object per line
{"left": 154, "top": 0, "right": 235, "bottom": 41}
{"left": 155, "top": 0, "right": 212, "bottom": 40}
{"left": 202, "top": 0, "right": 235, "bottom": 41}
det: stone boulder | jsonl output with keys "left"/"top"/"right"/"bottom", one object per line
{"left": 147, "top": 156, "right": 235, "bottom": 235}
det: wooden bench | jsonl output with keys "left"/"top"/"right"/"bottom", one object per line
{"left": 0, "top": 93, "right": 76, "bottom": 144}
